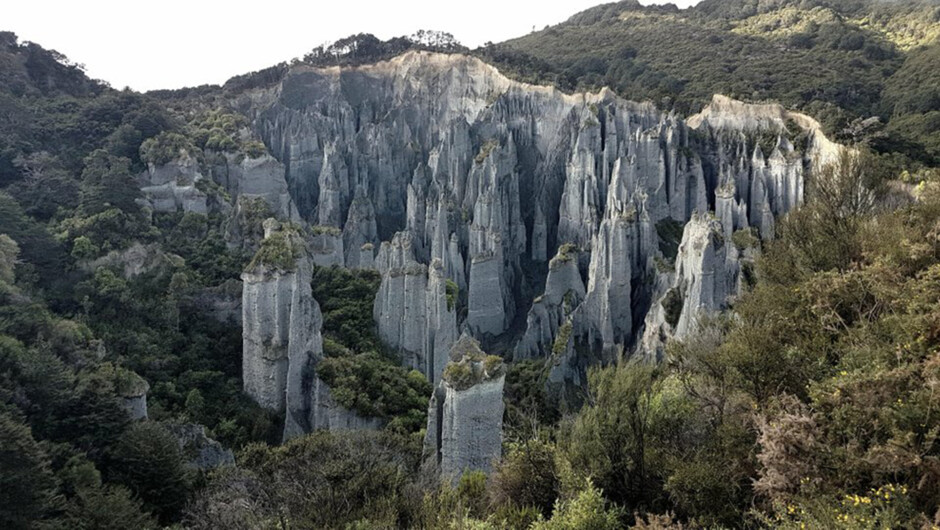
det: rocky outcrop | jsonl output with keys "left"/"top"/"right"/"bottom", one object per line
{"left": 424, "top": 335, "right": 505, "bottom": 480}
{"left": 374, "top": 232, "right": 457, "bottom": 385}
{"left": 138, "top": 152, "right": 208, "bottom": 214}
{"left": 120, "top": 387, "right": 148, "bottom": 421}
{"left": 640, "top": 214, "right": 741, "bottom": 359}
{"left": 213, "top": 152, "right": 301, "bottom": 222}
{"left": 242, "top": 220, "right": 378, "bottom": 440}
{"left": 308, "top": 226, "right": 344, "bottom": 267}
{"left": 195, "top": 279, "right": 243, "bottom": 324}
{"left": 167, "top": 423, "right": 235, "bottom": 471}
{"left": 81, "top": 243, "right": 183, "bottom": 280}
{"left": 515, "top": 245, "right": 585, "bottom": 360}
{"left": 225, "top": 51, "right": 845, "bottom": 401}
{"left": 115, "top": 368, "right": 149, "bottom": 421}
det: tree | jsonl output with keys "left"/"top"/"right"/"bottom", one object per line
{"left": 0, "top": 234, "right": 19, "bottom": 284}
{"left": 9, "top": 152, "right": 79, "bottom": 220}
{"left": 490, "top": 437, "right": 559, "bottom": 517}
{"left": 0, "top": 408, "right": 60, "bottom": 529}
{"left": 532, "top": 481, "right": 623, "bottom": 530}
{"left": 107, "top": 421, "right": 191, "bottom": 523}
{"left": 78, "top": 150, "right": 140, "bottom": 217}
{"left": 560, "top": 362, "right": 662, "bottom": 511}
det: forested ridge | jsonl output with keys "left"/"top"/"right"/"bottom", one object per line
{"left": 1, "top": 0, "right": 940, "bottom": 527}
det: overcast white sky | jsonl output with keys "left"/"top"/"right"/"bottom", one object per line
{"left": 6, "top": 0, "right": 701, "bottom": 92}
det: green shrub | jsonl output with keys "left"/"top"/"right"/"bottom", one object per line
{"left": 731, "top": 228, "right": 760, "bottom": 251}
{"left": 445, "top": 279, "right": 459, "bottom": 311}
{"left": 655, "top": 219, "right": 685, "bottom": 262}
{"left": 245, "top": 230, "right": 300, "bottom": 272}
{"left": 531, "top": 481, "right": 623, "bottom": 530}
{"left": 139, "top": 132, "right": 195, "bottom": 166}
{"left": 310, "top": 265, "right": 430, "bottom": 432}
{"left": 443, "top": 361, "right": 476, "bottom": 390}
{"left": 552, "top": 321, "right": 573, "bottom": 356}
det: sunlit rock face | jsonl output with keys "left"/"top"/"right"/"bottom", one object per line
{"left": 229, "top": 51, "right": 841, "bottom": 402}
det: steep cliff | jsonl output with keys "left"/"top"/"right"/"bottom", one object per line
{"left": 424, "top": 335, "right": 506, "bottom": 480}
{"left": 241, "top": 220, "right": 380, "bottom": 440}
{"left": 374, "top": 232, "right": 458, "bottom": 385}
{"left": 214, "top": 51, "right": 852, "bottom": 420}
{"left": 224, "top": 51, "right": 843, "bottom": 416}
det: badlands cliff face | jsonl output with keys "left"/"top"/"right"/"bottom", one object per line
{"left": 424, "top": 335, "right": 506, "bottom": 479}
{"left": 218, "top": 50, "right": 842, "bottom": 440}
{"left": 241, "top": 220, "right": 381, "bottom": 440}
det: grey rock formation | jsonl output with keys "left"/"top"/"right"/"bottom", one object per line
{"left": 167, "top": 423, "right": 236, "bottom": 470}
{"left": 214, "top": 152, "right": 301, "bottom": 222}
{"left": 138, "top": 152, "right": 208, "bottom": 214}
{"left": 640, "top": 214, "right": 740, "bottom": 358}
{"left": 116, "top": 370, "right": 150, "bottom": 421}
{"left": 121, "top": 391, "right": 148, "bottom": 422}
{"left": 342, "top": 187, "right": 379, "bottom": 268}
{"left": 515, "top": 246, "right": 586, "bottom": 359}
{"left": 223, "top": 52, "right": 846, "bottom": 402}
{"left": 309, "top": 226, "right": 345, "bottom": 267}
{"left": 242, "top": 221, "right": 379, "bottom": 440}
{"left": 81, "top": 243, "right": 183, "bottom": 280}
{"left": 424, "top": 335, "right": 505, "bottom": 480}
{"left": 374, "top": 232, "right": 458, "bottom": 385}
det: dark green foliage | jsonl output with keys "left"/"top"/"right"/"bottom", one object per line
{"left": 662, "top": 288, "right": 683, "bottom": 328}
{"left": 78, "top": 150, "right": 140, "bottom": 216}
{"left": 106, "top": 421, "right": 191, "bottom": 522}
{"left": 0, "top": 407, "right": 60, "bottom": 529}
{"left": 139, "top": 131, "right": 194, "bottom": 166}
{"left": 311, "top": 266, "right": 431, "bottom": 431}
{"left": 186, "top": 431, "right": 423, "bottom": 529}
{"left": 560, "top": 362, "right": 662, "bottom": 512}
{"left": 317, "top": 355, "right": 431, "bottom": 433}
{"left": 442, "top": 361, "right": 474, "bottom": 389}
{"left": 552, "top": 320, "right": 573, "bottom": 356}
{"left": 0, "top": 192, "right": 65, "bottom": 287}
{"left": 7, "top": 152, "right": 80, "bottom": 221}
{"left": 187, "top": 110, "right": 246, "bottom": 154}
{"left": 655, "top": 219, "right": 685, "bottom": 263}
{"left": 154, "top": 212, "right": 249, "bottom": 285}
{"left": 504, "top": 359, "right": 558, "bottom": 429}
{"left": 311, "top": 265, "right": 382, "bottom": 353}
{"left": 246, "top": 228, "right": 301, "bottom": 272}
{"left": 489, "top": 437, "right": 560, "bottom": 517}
{"left": 63, "top": 483, "right": 157, "bottom": 530}
{"left": 445, "top": 278, "right": 458, "bottom": 311}
{"left": 731, "top": 227, "right": 760, "bottom": 251}
{"left": 302, "top": 31, "right": 466, "bottom": 68}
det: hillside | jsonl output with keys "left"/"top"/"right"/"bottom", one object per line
{"left": 488, "top": 0, "right": 940, "bottom": 165}
{"left": 0, "top": 2, "right": 939, "bottom": 528}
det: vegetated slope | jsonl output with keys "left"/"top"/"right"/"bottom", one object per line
{"left": 0, "top": 34, "right": 281, "bottom": 529}
{"left": 485, "top": 0, "right": 940, "bottom": 165}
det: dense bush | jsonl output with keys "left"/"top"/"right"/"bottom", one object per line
{"left": 311, "top": 266, "right": 432, "bottom": 432}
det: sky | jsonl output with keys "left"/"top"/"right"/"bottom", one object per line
{"left": 6, "top": 0, "right": 701, "bottom": 92}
